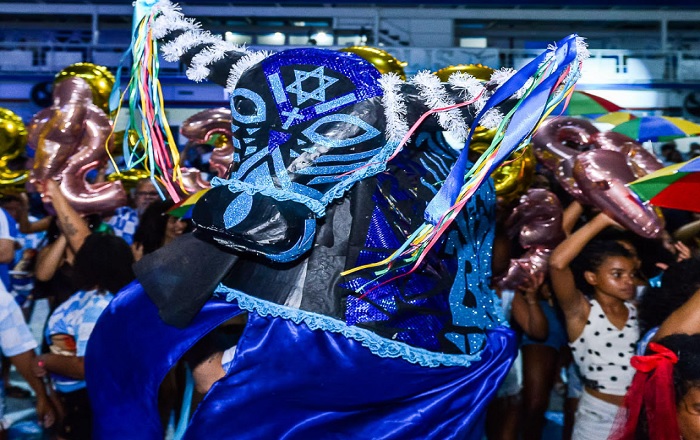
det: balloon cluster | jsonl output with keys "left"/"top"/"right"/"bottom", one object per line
{"left": 27, "top": 74, "right": 126, "bottom": 214}
{"left": 497, "top": 188, "right": 565, "bottom": 290}
{"left": 532, "top": 117, "right": 664, "bottom": 238}
{"left": 0, "top": 108, "right": 30, "bottom": 194}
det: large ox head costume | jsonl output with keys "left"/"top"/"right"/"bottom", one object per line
{"left": 86, "top": 2, "right": 587, "bottom": 438}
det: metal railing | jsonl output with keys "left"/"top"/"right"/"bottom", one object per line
{"left": 1, "top": 41, "right": 699, "bottom": 85}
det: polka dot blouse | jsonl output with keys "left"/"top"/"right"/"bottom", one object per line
{"left": 569, "top": 299, "right": 639, "bottom": 396}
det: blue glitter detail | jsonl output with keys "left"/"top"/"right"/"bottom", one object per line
{"left": 215, "top": 284, "right": 482, "bottom": 368}
{"left": 244, "top": 147, "right": 257, "bottom": 156}
{"left": 424, "top": 151, "right": 450, "bottom": 177}
{"left": 230, "top": 88, "right": 266, "bottom": 124}
{"left": 270, "top": 147, "right": 291, "bottom": 188}
{"left": 265, "top": 218, "right": 316, "bottom": 263}
{"left": 246, "top": 127, "right": 260, "bottom": 135}
{"left": 233, "top": 153, "right": 240, "bottom": 163}
{"left": 366, "top": 205, "right": 402, "bottom": 249}
{"left": 313, "top": 146, "right": 383, "bottom": 164}
{"left": 306, "top": 175, "right": 341, "bottom": 185}
{"left": 419, "top": 158, "right": 440, "bottom": 181}
{"left": 289, "top": 182, "right": 324, "bottom": 200}
{"left": 285, "top": 67, "right": 339, "bottom": 105}
{"left": 281, "top": 107, "right": 304, "bottom": 130}
{"left": 233, "top": 148, "right": 268, "bottom": 179}
{"left": 243, "top": 138, "right": 255, "bottom": 144}
{"left": 427, "top": 151, "right": 451, "bottom": 176}
{"left": 293, "top": 163, "right": 364, "bottom": 175}
{"left": 262, "top": 48, "right": 383, "bottom": 128}
{"left": 268, "top": 72, "right": 287, "bottom": 104}
{"left": 302, "top": 114, "right": 380, "bottom": 149}
{"left": 296, "top": 139, "right": 307, "bottom": 146}
{"left": 301, "top": 147, "right": 316, "bottom": 154}
{"left": 314, "top": 94, "right": 356, "bottom": 114}
{"left": 223, "top": 192, "right": 253, "bottom": 229}
{"left": 289, "top": 150, "right": 300, "bottom": 158}
{"left": 231, "top": 124, "right": 239, "bottom": 132}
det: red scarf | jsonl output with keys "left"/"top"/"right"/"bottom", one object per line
{"left": 610, "top": 342, "right": 680, "bottom": 440}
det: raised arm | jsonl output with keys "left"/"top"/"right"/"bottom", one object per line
{"left": 654, "top": 287, "right": 700, "bottom": 339}
{"left": 42, "top": 179, "right": 90, "bottom": 254}
{"left": 510, "top": 272, "right": 548, "bottom": 341}
{"left": 549, "top": 213, "right": 616, "bottom": 336}
{"left": 561, "top": 200, "right": 584, "bottom": 236}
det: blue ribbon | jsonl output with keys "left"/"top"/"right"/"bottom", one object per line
{"left": 424, "top": 34, "right": 579, "bottom": 224}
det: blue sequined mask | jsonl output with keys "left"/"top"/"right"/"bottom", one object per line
{"left": 214, "top": 49, "right": 398, "bottom": 218}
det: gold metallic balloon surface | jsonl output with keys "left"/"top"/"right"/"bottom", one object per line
{"left": 0, "top": 108, "right": 29, "bottom": 193}
{"left": 434, "top": 64, "right": 494, "bottom": 82}
{"left": 469, "top": 127, "right": 535, "bottom": 205}
{"left": 107, "top": 168, "right": 151, "bottom": 192}
{"left": 340, "top": 46, "right": 407, "bottom": 80}
{"left": 54, "top": 63, "right": 115, "bottom": 113}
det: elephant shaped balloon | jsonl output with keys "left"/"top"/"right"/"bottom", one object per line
{"left": 532, "top": 116, "right": 664, "bottom": 238}
{"left": 27, "top": 76, "right": 126, "bottom": 214}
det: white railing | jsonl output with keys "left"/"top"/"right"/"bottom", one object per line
{"left": 0, "top": 41, "right": 698, "bottom": 85}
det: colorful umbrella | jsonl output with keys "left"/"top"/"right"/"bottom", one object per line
{"left": 595, "top": 111, "right": 637, "bottom": 125}
{"left": 553, "top": 91, "right": 623, "bottom": 117}
{"left": 612, "top": 116, "right": 700, "bottom": 143}
{"left": 629, "top": 157, "right": 700, "bottom": 212}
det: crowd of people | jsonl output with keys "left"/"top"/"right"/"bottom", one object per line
{"left": 0, "top": 155, "right": 697, "bottom": 440}
{"left": 0, "top": 177, "right": 191, "bottom": 439}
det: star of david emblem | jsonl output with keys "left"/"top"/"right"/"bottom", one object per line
{"left": 285, "top": 67, "right": 338, "bottom": 105}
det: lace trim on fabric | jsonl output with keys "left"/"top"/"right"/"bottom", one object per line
{"left": 216, "top": 284, "right": 483, "bottom": 368}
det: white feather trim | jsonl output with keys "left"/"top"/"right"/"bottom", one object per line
{"left": 160, "top": 30, "right": 220, "bottom": 62}
{"left": 225, "top": 51, "right": 271, "bottom": 92}
{"left": 479, "top": 108, "right": 504, "bottom": 130}
{"left": 448, "top": 72, "right": 485, "bottom": 101}
{"left": 187, "top": 41, "right": 243, "bottom": 82}
{"left": 378, "top": 73, "right": 409, "bottom": 143}
{"left": 411, "top": 71, "right": 469, "bottom": 142}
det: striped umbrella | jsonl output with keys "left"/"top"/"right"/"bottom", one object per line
{"left": 612, "top": 116, "right": 700, "bottom": 143}
{"left": 595, "top": 111, "right": 637, "bottom": 125}
{"left": 552, "top": 91, "right": 622, "bottom": 117}
{"left": 629, "top": 157, "right": 700, "bottom": 212}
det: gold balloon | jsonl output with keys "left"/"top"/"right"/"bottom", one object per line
{"left": 54, "top": 63, "right": 115, "bottom": 113}
{"left": 112, "top": 129, "right": 141, "bottom": 154}
{"left": 0, "top": 108, "right": 29, "bottom": 193}
{"left": 106, "top": 169, "right": 151, "bottom": 192}
{"left": 434, "top": 64, "right": 495, "bottom": 82}
{"left": 340, "top": 46, "right": 407, "bottom": 80}
{"left": 469, "top": 126, "right": 535, "bottom": 205}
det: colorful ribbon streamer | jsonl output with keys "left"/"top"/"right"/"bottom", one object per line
{"left": 343, "top": 35, "right": 584, "bottom": 295}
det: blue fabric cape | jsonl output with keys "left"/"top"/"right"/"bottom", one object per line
{"left": 86, "top": 281, "right": 516, "bottom": 439}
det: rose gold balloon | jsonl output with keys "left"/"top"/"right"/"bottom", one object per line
{"left": 179, "top": 167, "right": 210, "bottom": 195}
{"left": 506, "top": 188, "right": 565, "bottom": 249}
{"left": 532, "top": 117, "right": 599, "bottom": 202}
{"left": 180, "top": 108, "right": 234, "bottom": 178}
{"left": 27, "top": 77, "right": 126, "bottom": 214}
{"left": 573, "top": 149, "right": 664, "bottom": 238}
{"left": 590, "top": 132, "right": 663, "bottom": 178}
{"left": 28, "top": 78, "right": 92, "bottom": 181}
{"left": 497, "top": 247, "right": 552, "bottom": 291}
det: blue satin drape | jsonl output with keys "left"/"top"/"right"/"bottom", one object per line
{"left": 86, "top": 282, "right": 516, "bottom": 439}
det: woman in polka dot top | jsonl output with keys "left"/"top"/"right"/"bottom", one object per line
{"left": 549, "top": 213, "right": 639, "bottom": 439}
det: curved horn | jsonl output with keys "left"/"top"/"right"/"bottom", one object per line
{"left": 151, "top": 1, "right": 263, "bottom": 89}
